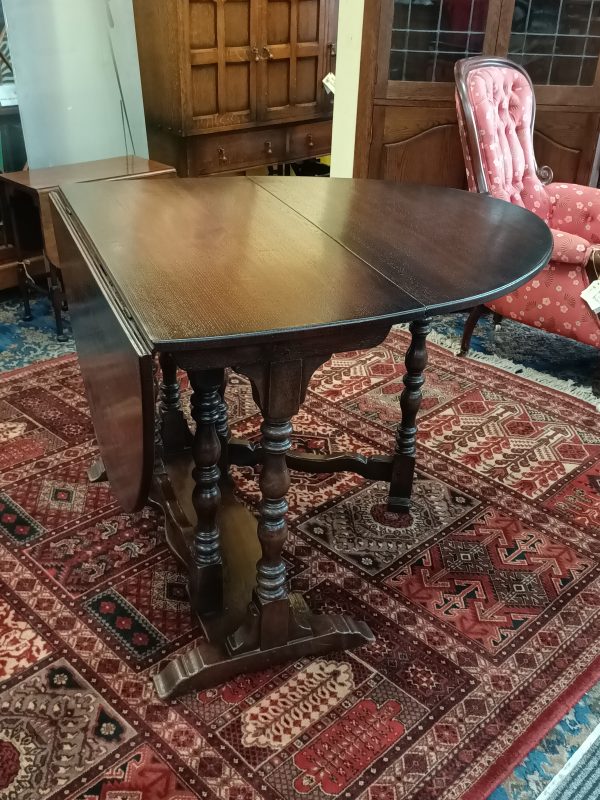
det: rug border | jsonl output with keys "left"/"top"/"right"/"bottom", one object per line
{"left": 0, "top": 352, "right": 75, "bottom": 380}
{"left": 462, "top": 655, "right": 600, "bottom": 800}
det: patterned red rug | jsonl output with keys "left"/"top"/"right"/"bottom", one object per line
{"left": 0, "top": 329, "right": 599, "bottom": 800}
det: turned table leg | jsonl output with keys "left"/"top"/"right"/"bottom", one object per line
{"left": 246, "top": 416, "right": 295, "bottom": 649}
{"left": 159, "top": 352, "right": 192, "bottom": 453}
{"left": 188, "top": 368, "right": 224, "bottom": 615}
{"left": 153, "top": 357, "right": 374, "bottom": 700}
{"left": 227, "top": 360, "right": 307, "bottom": 654}
{"left": 388, "top": 318, "right": 431, "bottom": 512}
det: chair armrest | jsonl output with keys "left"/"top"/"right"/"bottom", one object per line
{"left": 547, "top": 182, "right": 600, "bottom": 245}
{"left": 550, "top": 228, "right": 591, "bottom": 266}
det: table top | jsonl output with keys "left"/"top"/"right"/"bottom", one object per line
{"left": 1, "top": 155, "right": 174, "bottom": 194}
{"left": 56, "top": 176, "right": 553, "bottom": 350}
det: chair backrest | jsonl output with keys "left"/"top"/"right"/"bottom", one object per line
{"left": 454, "top": 56, "right": 553, "bottom": 222}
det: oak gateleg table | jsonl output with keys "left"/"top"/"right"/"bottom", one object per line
{"left": 50, "top": 177, "right": 552, "bottom": 699}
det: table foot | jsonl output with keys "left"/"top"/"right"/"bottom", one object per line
{"left": 154, "top": 596, "right": 373, "bottom": 700}
{"left": 386, "top": 492, "right": 412, "bottom": 513}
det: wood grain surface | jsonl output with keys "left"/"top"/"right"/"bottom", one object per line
{"left": 56, "top": 176, "right": 552, "bottom": 348}
{"left": 0, "top": 156, "right": 174, "bottom": 194}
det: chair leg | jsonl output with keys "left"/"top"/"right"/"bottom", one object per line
{"left": 48, "top": 259, "right": 67, "bottom": 342}
{"left": 492, "top": 312, "right": 503, "bottom": 329}
{"left": 593, "top": 355, "right": 600, "bottom": 399}
{"left": 459, "top": 305, "right": 487, "bottom": 357}
{"left": 17, "top": 262, "right": 33, "bottom": 321}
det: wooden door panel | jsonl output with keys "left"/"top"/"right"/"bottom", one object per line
{"left": 534, "top": 110, "right": 600, "bottom": 185}
{"left": 267, "top": 1, "right": 291, "bottom": 43}
{"left": 370, "top": 106, "right": 468, "bottom": 188}
{"left": 224, "top": 1, "right": 251, "bottom": 45}
{"left": 188, "top": 0, "right": 257, "bottom": 130}
{"left": 258, "top": 0, "right": 326, "bottom": 121}
{"left": 267, "top": 60, "right": 291, "bottom": 106}
{"left": 298, "top": 0, "right": 319, "bottom": 41}
{"left": 382, "top": 126, "right": 468, "bottom": 187}
{"left": 190, "top": 1, "right": 216, "bottom": 48}
{"left": 297, "top": 57, "right": 318, "bottom": 103}
{"left": 225, "top": 63, "right": 251, "bottom": 111}
{"left": 192, "top": 64, "right": 218, "bottom": 117}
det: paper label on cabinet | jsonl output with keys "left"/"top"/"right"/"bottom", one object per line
{"left": 581, "top": 280, "right": 600, "bottom": 313}
{"left": 322, "top": 72, "right": 336, "bottom": 95}
{"left": 0, "top": 84, "right": 17, "bottom": 107}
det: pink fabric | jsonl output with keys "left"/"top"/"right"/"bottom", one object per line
{"left": 456, "top": 63, "right": 600, "bottom": 348}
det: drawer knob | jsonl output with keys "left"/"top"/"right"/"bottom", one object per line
{"left": 307, "top": 134, "right": 315, "bottom": 149}
{"left": 265, "top": 141, "right": 273, "bottom": 156}
{"left": 217, "top": 147, "right": 228, "bottom": 165}
{"left": 263, "top": 46, "right": 274, "bottom": 60}
{"left": 250, "top": 46, "right": 260, "bottom": 62}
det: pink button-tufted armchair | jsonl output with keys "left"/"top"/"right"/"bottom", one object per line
{"left": 454, "top": 56, "right": 600, "bottom": 396}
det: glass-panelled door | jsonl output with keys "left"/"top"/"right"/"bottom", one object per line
{"left": 504, "top": 0, "right": 600, "bottom": 102}
{"left": 390, "top": 0, "right": 494, "bottom": 82}
{"left": 358, "top": 0, "right": 600, "bottom": 184}
{"left": 381, "top": 0, "right": 505, "bottom": 97}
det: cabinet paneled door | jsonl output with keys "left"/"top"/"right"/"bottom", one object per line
{"left": 356, "top": 0, "right": 600, "bottom": 186}
{"left": 133, "top": 0, "right": 338, "bottom": 175}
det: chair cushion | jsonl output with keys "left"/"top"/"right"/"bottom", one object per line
{"left": 464, "top": 65, "right": 550, "bottom": 217}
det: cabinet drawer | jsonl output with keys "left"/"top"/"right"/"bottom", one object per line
{"left": 187, "top": 129, "right": 286, "bottom": 175}
{"left": 287, "top": 121, "right": 332, "bottom": 161}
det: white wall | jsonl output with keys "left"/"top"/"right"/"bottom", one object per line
{"left": 330, "top": 0, "right": 365, "bottom": 178}
{"left": 3, "top": 0, "right": 148, "bottom": 169}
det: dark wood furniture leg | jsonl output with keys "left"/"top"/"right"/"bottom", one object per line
{"left": 388, "top": 318, "right": 431, "bottom": 512}
{"left": 459, "top": 304, "right": 487, "bottom": 356}
{"left": 158, "top": 352, "right": 192, "bottom": 453}
{"left": 17, "top": 261, "right": 33, "bottom": 321}
{"left": 47, "top": 257, "right": 68, "bottom": 341}
{"left": 187, "top": 368, "right": 224, "bottom": 616}
{"left": 153, "top": 357, "right": 374, "bottom": 700}
{"left": 592, "top": 354, "right": 600, "bottom": 398}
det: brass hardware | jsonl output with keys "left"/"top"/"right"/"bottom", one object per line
{"left": 217, "top": 147, "right": 228, "bottom": 165}
{"left": 327, "top": 42, "right": 336, "bottom": 73}
{"left": 250, "top": 46, "right": 260, "bottom": 62}
{"left": 263, "top": 46, "right": 274, "bottom": 60}
{"left": 265, "top": 141, "right": 273, "bottom": 156}
{"left": 307, "top": 134, "right": 314, "bottom": 149}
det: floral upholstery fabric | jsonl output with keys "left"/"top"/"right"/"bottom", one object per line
{"left": 456, "top": 63, "right": 600, "bottom": 348}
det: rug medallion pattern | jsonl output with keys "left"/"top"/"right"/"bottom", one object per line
{"left": 0, "top": 332, "right": 598, "bottom": 799}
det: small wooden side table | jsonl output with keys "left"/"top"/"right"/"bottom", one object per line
{"left": 0, "top": 155, "right": 175, "bottom": 339}
{"left": 50, "top": 176, "right": 552, "bottom": 697}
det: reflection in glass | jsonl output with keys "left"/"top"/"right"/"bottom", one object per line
{"left": 508, "top": 0, "right": 599, "bottom": 85}
{"left": 389, "top": 0, "right": 490, "bottom": 82}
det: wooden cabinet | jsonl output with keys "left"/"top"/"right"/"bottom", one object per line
{"left": 133, "top": 0, "right": 338, "bottom": 176}
{"left": 356, "top": 0, "right": 600, "bottom": 186}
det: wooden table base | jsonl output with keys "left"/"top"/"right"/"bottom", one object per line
{"left": 87, "top": 323, "right": 433, "bottom": 699}
{"left": 149, "top": 454, "right": 373, "bottom": 700}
